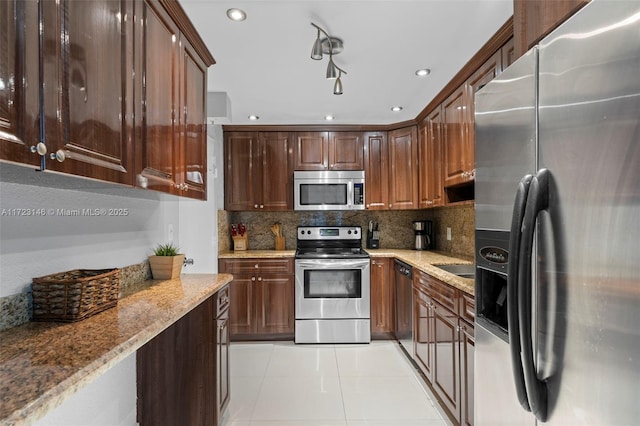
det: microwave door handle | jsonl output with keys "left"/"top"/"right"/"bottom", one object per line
{"left": 507, "top": 174, "right": 533, "bottom": 412}
{"left": 347, "top": 180, "right": 354, "bottom": 208}
{"left": 518, "top": 169, "right": 550, "bottom": 422}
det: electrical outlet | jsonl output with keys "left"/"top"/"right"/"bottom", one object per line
{"left": 447, "top": 227, "right": 452, "bottom": 241}
{"left": 168, "top": 224, "right": 174, "bottom": 242}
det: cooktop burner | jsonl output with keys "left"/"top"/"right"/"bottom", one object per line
{"left": 295, "top": 226, "right": 369, "bottom": 259}
{"left": 295, "top": 247, "right": 369, "bottom": 259}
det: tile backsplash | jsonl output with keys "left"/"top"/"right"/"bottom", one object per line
{"left": 221, "top": 203, "right": 475, "bottom": 259}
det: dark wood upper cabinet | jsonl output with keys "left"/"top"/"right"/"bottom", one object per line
{"left": 363, "top": 132, "right": 389, "bottom": 210}
{"left": 514, "top": 0, "right": 590, "bottom": 57}
{"left": 135, "top": 0, "right": 213, "bottom": 199}
{"left": 442, "top": 85, "right": 469, "bottom": 189}
{"left": 41, "top": 0, "right": 134, "bottom": 184}
{"left": 328, "top": 132, "right": 364, "bottom": 170}
{"left": 294, "top": 131, "right": 329, "bottom": 170}
{"left": 465, "top": 49, "right": 502, "bottom": 166}
{"left": 388, "top": 126, "right": 418, "bottom": 210}
{"left": 224, "top": 131, "right": 292, "bottom": 211}
{"left": 0, "top": 0, "right": 41, "bottom": 167}
{"left": 180, "top": 39, "right": 208, "bottom": 200}
{"left": 135, "top": 0, "right": 180, "bottom": 195}
{"left": 294, "top": 131, "right": 363, "bottom": 171}
{"left": 418, "top": 106, "right": 443, "bottom": 208}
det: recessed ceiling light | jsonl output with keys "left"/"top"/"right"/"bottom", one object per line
{"left": 226, "top": 8, "right": 247, "bottom": 21}
{"left": 415, "top": 68, "right": 431, "bottom": 77}
{"left": 248, "top": 115, "right": 259, "bottom": 120}
{"left": 391, "top": 106, "right": 403, "bottom": 112}
{"left": 324, "top": 115, "right": 334, "bottom": 121}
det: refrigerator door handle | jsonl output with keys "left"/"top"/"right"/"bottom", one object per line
{"left": 507, "top": 174, "right": 534, "bottom": 412}
{"left": 518, "top": 168, "right": 550, "bottom": 422}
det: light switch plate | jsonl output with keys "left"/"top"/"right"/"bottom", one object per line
{"left": 447, "top": 227, "right": 452, "bottom": 241}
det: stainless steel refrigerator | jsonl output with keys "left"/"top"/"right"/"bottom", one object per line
{"left": 474, "top": 0, "right": 640, "bottom": 424}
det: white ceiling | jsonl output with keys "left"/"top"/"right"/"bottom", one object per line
{"left": 180, "top": 0, "right": 513, "bottom": 125}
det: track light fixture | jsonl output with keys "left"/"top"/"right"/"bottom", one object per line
{"left": 310, "top": 22, "right": 347, "bottom": 95}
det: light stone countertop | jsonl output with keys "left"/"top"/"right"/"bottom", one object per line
{"left": 366, "top": 249, "right": 475, "bottom": 295}
{"left": 219, "top": 249, "right": 474, "bottom": 295}
{"left": 0, "top": 273, "right": 233, "bottom": 426}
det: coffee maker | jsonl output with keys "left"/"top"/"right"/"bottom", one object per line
{"left": 412, "top": 220, "right": 433, "bottom": 250}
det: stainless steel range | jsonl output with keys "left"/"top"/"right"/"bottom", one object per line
{"left": 295, "top": 226, "right": 371, "bottom": 344}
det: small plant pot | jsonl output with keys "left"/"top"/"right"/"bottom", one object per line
{"left": 149, "top": 254, "right": 185, "bottom": 280}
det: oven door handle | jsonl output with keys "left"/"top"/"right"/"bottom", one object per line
{"left": 295, "top": 259, "right": 371, "bottom": 269}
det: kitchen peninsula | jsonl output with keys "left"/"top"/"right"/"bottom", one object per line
{"left": 0, "top": 274, "right": 232, "bottom": 425}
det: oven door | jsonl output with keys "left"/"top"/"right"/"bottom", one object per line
{"left": 295, "top": 258, "right": 370, "bottom": 319}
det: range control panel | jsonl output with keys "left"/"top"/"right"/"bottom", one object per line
{"left": 297, "top": 226, "right": 361, "bottom": 240}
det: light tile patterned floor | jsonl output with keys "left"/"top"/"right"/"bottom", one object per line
{"left": 221, "top": 341, "right": 453, "bottom": 426}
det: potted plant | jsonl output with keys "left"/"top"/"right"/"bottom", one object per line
{"left": 148, "top": 243, "right": 185, "bottom": 279}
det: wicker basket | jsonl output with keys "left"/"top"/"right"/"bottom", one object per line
{"left": 32, "top": 268, "right": 120, "bottom": 322}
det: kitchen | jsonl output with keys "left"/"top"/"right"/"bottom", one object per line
{"left": 1, "top": 0, "right": 639, "bottom": 425}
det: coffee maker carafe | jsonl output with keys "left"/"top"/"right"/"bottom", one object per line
{"left": 412, "top": 220, "right": 433, "bottom": 250}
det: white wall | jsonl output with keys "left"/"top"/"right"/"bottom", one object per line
{"left": 33, "top": 354, "right": 137, "bottom": 426}
{"left": 0, "top": 125, "right": 222, "bottom": 424}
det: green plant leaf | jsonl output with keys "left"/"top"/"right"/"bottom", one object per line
{"left": 153, "top": 242, "right": 180, "bottom": 256}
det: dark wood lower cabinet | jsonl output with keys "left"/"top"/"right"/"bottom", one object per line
{"left": 219, "top": 258, "right": 294, "bottom": 340}
{"left": 459, "top": 320, "right": 475, "bottom": 426}
{"left": 371, "top": 257, "right": 394, "bottom": 338}
{"left": 137, "top": 286, "right": 229, "bottom": 426}
{"left": 413, "top": 270, "right": 474, "bottom": 426}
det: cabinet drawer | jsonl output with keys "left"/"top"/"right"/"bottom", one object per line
{"left": 219, "top": 258, "right": 293, "bottom": 275}
{"left": 460, "top": 292, "right": 475, "bottom": 324}
{"left": 216, "top": 285, "right": 230, "bottom": 316}
{"left": 414, "top": 269, "right": 458, "bottom": 314}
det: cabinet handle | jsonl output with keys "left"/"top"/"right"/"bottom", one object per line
{"left": 136, "top": 174, "right": 148, "bottom": 188}
{"left": 254, "top": 204, "right": 259, "bottom": 209}
{"left": 372, "top": 260, "right": 376, "bottom": 265}
{"left": 389, "top": 203, "right": 392, "bottom": 208}
{"left": 254, "top": 264, "right": 259, "bottom": 269}
{"left": 257, "top": 277, "right": 262, "bottom": 282}
{"left": 30, "top": 142, "right": 47, "bottom": 156}
{"left": 251, "top": 277, "right": 256, "bottom": 281}
{"left": 259, "top": 204, "right": 264, "bottom": 209}
{"left": 183, "top": 183, "right": 189, "bottom": 192}
{"left": 49, "top": 149, "right": 66, "bottom": 162}
{"left": 456, "top": 325, "right": 461, "bottom": 332}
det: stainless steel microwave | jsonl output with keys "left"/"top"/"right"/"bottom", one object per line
{"left": 294, "top": 170, "right": 365, "bottom": 211}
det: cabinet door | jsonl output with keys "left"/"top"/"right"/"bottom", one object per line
{"left": 442, "top": 85, "right": 470, "bottom": 188}
{"left": 414, "top": 286, "right": 434, "bottom": 381}
{"left": 42, "top": 0, "right": 134, "bottom": 183}
{"left": 216, "top": 308, "right": 230, "bottom": 425}
{"left": 364, "top": 132, "right": 389, "bottom": 210}
{"left": 388, "top": 126, "right": 418, "bottom": 209}
{"left": 255, "top": 275, "right": 294, "bottom": 335}
{"left": 418, "top": 107, "right": 443, "bottom": 208}
{"left": 224, "top": 132, "right": 258, "bottom": 211}
{"left": 329, "top": 131, "right": 364, "bottom": 170}
{"left": 260, "top": 132, "right": 292, "bottom": 210}
{"left": 135, "top": 0, "right": 180, "bottom": 194}
{"left": 137, "top": 297, "right": 215, "bottom": 426}
{"left": 432, "top": 301, "right": 460, "bottom": 423}
{"left": 228, "top": 274, "right": 255, "bottom": 335}
{"left": 294, "top": 131, "right": 328, "bottom": 170}
{"left": 0, "top": 0, "right": 40, "bottom": 166}
{"left": 179, "top": 39, "right": 207, "bottom": 199}
{"left": 370, "top": 258, "right": 393, "bottom": 336}
{"left": 514, "top": 0, "right": 589, "bottom": 56}
{"left": 466, "top": 50, "right": 502, "bottom": 174}
{"left": 459, "top": 320, "right": 475, "bottom": 426}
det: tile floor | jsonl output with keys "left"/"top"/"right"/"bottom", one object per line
{"left": 221, "top": 340, "right": 453, "bottom": 426}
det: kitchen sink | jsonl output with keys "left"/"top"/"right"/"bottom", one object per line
{"left": 433, "top": 263, "right": 475, "bottom": 279}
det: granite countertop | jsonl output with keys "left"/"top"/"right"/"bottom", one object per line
{"left": 366, "top": 249, "right": 475, "bottom": 295}
{"left": 219, "top": 249, "right": 474, "bottom": 295}
{"left": 0, "top": 273, "right": 233, "bottom": 426}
